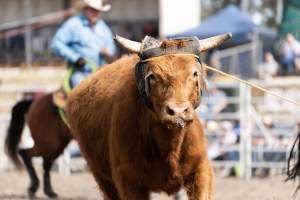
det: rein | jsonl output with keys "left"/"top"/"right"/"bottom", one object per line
{"left": 203, "top": 65, "right": 300, "bottom": 106}
{"left": 58, "top": 108, "right": 69, "bottom": 127}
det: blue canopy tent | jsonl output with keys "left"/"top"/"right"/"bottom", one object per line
{"left": 170, "top": 4, "right": 276, "bottom": 47}
{"left": 170, "top": 5, "right": 277, "bottom": 79}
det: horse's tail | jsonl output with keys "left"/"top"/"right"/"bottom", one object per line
{"left": 287, "top": 129, "right": 300, "bottom": 191}
{"left": 4, "top": 99, "right": 33, "bottom": 167}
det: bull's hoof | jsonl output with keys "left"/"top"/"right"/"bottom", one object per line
{"left": 44, "top": 189, "right": 58, "bottom": 199}
{"left": 165, "top": 174, "right": 183, "bottom": 195}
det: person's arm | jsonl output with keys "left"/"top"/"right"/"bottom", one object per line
{"left": 50, "top": 19, "right": 82, "bottom": 65}
{"left": 99, "top": 22, "right": 117, "bottom": 63}
{"left": 100, "top": 48, "right": 115, "bottom": 63}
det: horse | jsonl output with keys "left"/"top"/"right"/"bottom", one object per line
{"left": 5, "top": 93, "right": 72, "bottom": 198}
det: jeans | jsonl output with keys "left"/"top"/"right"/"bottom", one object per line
{"left": 282, "top": 57, "right": 294, "bottom": 75}
{"left": 70, "top": 65, "right": 93, "bottom": 88}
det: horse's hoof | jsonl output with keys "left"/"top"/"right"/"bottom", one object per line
{"left": 27, "top": 189, "right": 36, "bottom": 199}
{"left": 44, "top": 190, "right": 58, "bottom": 199}
{"left": 28, "top": 185, "right": 39, "bottom": 199}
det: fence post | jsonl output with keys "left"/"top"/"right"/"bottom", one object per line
{"left": 239, "top": 83, "right": 252, "bottom": 179}
{"left": 24, "top": 0, "right": 32, "bottom": 68}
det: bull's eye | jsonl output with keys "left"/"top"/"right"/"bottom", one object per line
{"left": 192, "top": 70, "right": 200, "bottom": 88}
{"left": 145, "top": 73, "right": 156, "bottom": 95}
{"left": 148, "top": 74, "right": 156, "bottom": 84}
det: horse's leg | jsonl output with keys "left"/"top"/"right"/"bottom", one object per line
{"left": 19, "top": 149, "right": 39, "bottom": 198}
{"left": 43, "top": 158, "right": 58, "bottom": 198}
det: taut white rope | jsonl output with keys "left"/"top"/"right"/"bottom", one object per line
{"left": 204, "top": 64, "right": 300, "bottom": 106}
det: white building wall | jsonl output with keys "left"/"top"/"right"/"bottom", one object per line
{"left": 159, "top": 0, "right": 200, "bottom": 37}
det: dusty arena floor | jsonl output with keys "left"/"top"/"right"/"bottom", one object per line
{"left": 0, "top": 169, "right": 298, "bottom": 200}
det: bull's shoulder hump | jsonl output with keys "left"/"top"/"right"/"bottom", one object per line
{"left": 69, "top": 55, "right": 140, "bottom": 106}
{"left": 92, "top": 55, "right": 138, "bottom": 89}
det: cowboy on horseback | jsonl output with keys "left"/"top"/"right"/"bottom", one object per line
{"left": 51, "top": 0, "right": 116, "bottom": 92}
{"left": 5, "top": 1, "right": 116, "bottom": 198}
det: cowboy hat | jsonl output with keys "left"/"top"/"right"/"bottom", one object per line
{"left": 81, "top": 0, "right": 111, "bottom": 12}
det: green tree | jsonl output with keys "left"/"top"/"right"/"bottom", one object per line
{"left": 279, "top": 0, "right": 300, "bottom": 40}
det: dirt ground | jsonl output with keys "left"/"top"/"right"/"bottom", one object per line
{"left": 0, "top": 169, "right": 298, "bottom": 200}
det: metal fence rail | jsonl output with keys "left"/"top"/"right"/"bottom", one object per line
{"left": 1, "top": 68, "right": 299, "bottom": 179}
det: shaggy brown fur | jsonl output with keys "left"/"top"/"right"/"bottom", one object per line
{"left": 67, "top": 54, "right": 213, "bottom": 200}
{"left": 161, "top": 40, "right": 188, "bottom": 48}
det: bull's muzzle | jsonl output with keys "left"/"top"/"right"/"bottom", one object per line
{"left": 162, "top": 102, "right": 194, "bottom": 128}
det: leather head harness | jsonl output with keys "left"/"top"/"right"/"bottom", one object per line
{"left": 134, "top": 36, "right": 204, "bottom": 110}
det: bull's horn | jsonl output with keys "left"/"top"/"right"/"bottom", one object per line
{"left": 198, "top": 32, "right": 232, "bottom": 52}
{"left": 115, "top": 35, "right": 141, "bottom": 53}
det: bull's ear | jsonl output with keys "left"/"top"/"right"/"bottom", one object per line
{"left": 114, "top": 35, "right": 141, "bottom": 53}
{"left": 198, "top": 32, "right": 232, "bottom": 52}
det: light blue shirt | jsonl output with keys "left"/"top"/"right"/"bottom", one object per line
{"left": 51, "top": 14, "right": 116, "bottom": 67}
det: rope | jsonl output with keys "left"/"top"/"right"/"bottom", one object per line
{"left": 204, "top": 64, "right": 300, "bottom": 107}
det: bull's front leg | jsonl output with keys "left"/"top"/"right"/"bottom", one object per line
{"left": 113, "top": 167, "right": 150, "bottom": 200}
{"left": 184, "top": 160, "right": 213, "bottom": 200}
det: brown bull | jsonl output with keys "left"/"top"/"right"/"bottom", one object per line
{"left": 67, "top": 33, "right": 231, "bottom": 200}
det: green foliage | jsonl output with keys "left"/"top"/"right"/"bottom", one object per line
{"left": 279, "top": 0, "right": 300, "bottom": 40}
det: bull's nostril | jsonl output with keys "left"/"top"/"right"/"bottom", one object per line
{"left": 166, "top": 106, "right": 175, "bottom": 116}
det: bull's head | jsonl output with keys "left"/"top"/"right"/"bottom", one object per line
{"left": 115, "top": 33, "right": 231, "bottom": 129}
